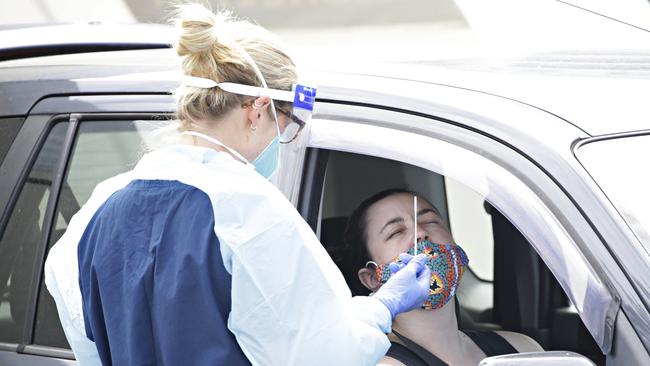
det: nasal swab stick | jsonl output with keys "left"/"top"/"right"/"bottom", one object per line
{"left": 414, "top": 195, "right": 418, "bottom": 255}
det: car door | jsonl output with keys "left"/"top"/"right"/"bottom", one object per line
{"left": 285, "top": 75, "right": 650, "bottom": 365}
{"left": 0, "top": 94, "right": 174, "bottom": 365}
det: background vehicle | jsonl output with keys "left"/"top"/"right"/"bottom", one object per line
{"left": 1, "top": 23, "right": 649, "bottom": 365}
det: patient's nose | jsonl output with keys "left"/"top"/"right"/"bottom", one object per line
{"left": 416, "top": 224, "right": 429, "bottom": 243}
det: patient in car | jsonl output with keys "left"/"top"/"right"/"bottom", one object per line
{"left": 344, "top": 188, "right": 543, "bottom": 366}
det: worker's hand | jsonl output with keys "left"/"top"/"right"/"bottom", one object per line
{"left": 387, "top": 253, "right": 414, "bottom": 273}
{"left": 373, "top": 253, "right": 430, "bottom": 319}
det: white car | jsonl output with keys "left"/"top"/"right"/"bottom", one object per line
{"left": 0, "top": 22, "right": 648, "bottom": 365}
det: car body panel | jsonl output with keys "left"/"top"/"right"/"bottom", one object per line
{"left": 30, "top": 95, "right": 175, "bottom": 114}
{"left": 0, "top": 348, "right": 75, "bottom": 365}
{"left": 0, "top": 115, "right": 54, "bottom": 230}
{"left": 2, "top": 45, "right": 649, "bottom": 135}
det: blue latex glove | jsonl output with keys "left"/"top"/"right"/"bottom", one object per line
{"left": 373, "top": 253, "right": 431, "bottom": 319}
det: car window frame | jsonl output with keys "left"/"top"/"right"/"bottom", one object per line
{"left": 0, "top": 114, "right": 73, "bottom": 358}
{"left": 0, "top": 117, "right": 25, "bottom": 167}
{"left": 0, "top": 115, "right": 65, "bottom": 239}
{"left": 296, "top": 102, "right": 622, "bottom": 354}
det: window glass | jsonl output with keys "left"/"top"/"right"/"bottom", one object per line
{"left": 445, "top": 177, "right": 494, "bottom": 281}
{"left": 33, "top": 120, "right": 150, "bottom": 348}
{"left": 577, "top": 134, "right": 650, "bottom": 254}
{"left": 0, "top": 117, "right": 24, "bottom": 166}
{"left": 0, "top": 122, "right": 68, "bottom": 343}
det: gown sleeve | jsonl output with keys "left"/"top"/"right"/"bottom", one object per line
{"left": 210, "top": 181, "right": 392, "bottom": 366}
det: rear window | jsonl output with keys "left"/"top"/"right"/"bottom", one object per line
{"left": 0, "top": 117, "right": 24, "bottom": 165}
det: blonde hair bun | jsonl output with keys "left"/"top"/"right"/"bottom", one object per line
{"left": 171, "top": 3, "right": 297, "bottom": 130}
{"left": 175, "top": 4, "right": 219, "bottom": 56}
{"left": 173, "top": 4, "right": 244, "bottom": 68}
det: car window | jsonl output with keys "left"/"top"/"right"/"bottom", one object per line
{"left": 33, "top": 120, "right": 150, "bottom": 348}
{"left": 0, "top": 122, "right": 68, "bottom": 344}
{"left": 576, "top": 134, "right": 650, "bottom": 255}
{"left": 0, "top": 117, "right": 24, "bottom": 167}
{"left": 306, "top": 111, "right": 614, "bottom": 360}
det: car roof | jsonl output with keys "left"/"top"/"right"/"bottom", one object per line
{"left": 1, "top": 36, "right": 648, "bottom": 137}
{"left": 341, "top": 51, "right": 650, "bottom": 137}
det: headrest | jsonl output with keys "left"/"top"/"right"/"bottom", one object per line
{"left": 320, "top": 216, "right": 349, "bottom": 249}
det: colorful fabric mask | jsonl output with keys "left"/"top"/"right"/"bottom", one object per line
{"left": 373, "top": 241, "right": 469, "bottom": 310}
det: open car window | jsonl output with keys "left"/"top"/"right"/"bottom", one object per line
{"left": 305, "top": 112, "right": 617, "bottom": 354}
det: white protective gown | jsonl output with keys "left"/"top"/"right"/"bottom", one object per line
{"left": 44, "top": 144, "right": 391, "bottom": 366}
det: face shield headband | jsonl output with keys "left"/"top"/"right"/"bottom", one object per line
{"left": 182, "top": 76, "right": 316, "bottom": 144}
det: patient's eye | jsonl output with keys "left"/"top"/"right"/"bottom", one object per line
{"left": 422, "top": 220, "right": 441, "bottom": 225}
{"left": 419, "top": 212, "right": 443, "bottom": 226}
{"left": 388, "top": 229, "right": 404, "bottom": 240}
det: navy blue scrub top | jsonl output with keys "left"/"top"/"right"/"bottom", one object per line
{"left": 78, "top": 180, "right": 251, "bottom": 366}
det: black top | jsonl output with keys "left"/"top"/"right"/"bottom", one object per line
{"left": 385, "top": 329, "right": 519, "bottom": 366}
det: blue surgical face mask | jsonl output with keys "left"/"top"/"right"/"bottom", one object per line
{"left": 252, "top": 135, "right": 279, "bottom": 179}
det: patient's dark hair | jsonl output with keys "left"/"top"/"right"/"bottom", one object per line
{"left": 343, "top": 188, "right": 441, "bottom": 295}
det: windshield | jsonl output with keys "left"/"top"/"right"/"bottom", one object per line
{"left": 577, "top": 134, "right": 650, "bottom": 254}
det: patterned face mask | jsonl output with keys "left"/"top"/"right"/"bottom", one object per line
{"left": 371, "top": 241, "right": 469, "bottom": 310}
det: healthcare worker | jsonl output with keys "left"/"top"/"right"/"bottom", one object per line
{"left": 44, "top": 3, "right": 431, "bottom": 366}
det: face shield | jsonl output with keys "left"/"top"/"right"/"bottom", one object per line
{"left": 182, "top": 77, "right": 316, "bottom": 144}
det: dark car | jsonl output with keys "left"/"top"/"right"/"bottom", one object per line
{"left": 1, "top": 23, "right": 649, "bottom": 365}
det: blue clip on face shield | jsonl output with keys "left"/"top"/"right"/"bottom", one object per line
{"left": 182, "top": 76, "right": 316, "bottom": 144}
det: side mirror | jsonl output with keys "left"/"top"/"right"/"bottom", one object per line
{"left": 479, "top": 351, "right": 595, "bottom": 366}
